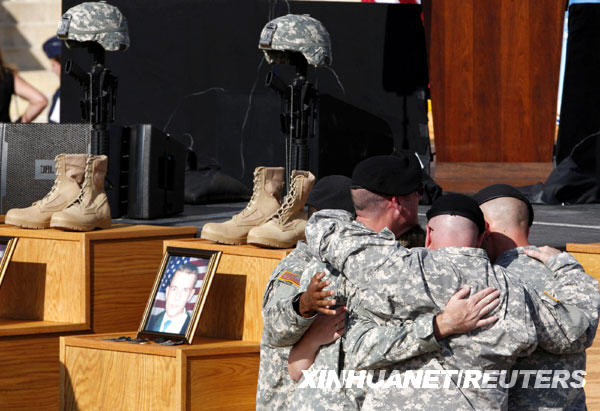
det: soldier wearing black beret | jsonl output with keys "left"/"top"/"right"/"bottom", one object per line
{"left": 350, "top": 151, "right": 426, "bottom": 247}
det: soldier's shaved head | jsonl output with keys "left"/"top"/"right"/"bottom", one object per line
{"left": 479, "top": 197, "right": 529, "bottom": 235}
{"left": 426, "top": 214, "right": 482, "bottom": 250}
{"left": 479, "top": 197, "right": 531, "bottom": 261}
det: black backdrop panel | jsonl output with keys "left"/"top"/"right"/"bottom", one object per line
{"left": 61, "top": 0, "right": 429, "bottom": 186}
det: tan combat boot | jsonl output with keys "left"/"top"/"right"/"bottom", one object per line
{"left": 247, "top": 170, "right": 315, "bottom": 248}
{"left": 50, "top": 155, "right": 112, "bottom": 231}
{"left": 200, "top": 166, "right": 284, "bottom": 244}
{"left": 5, "top": 154, "right": 87, "bottom": 229}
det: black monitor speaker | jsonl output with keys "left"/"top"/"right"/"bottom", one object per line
{"left": 0, "top": 123, "right": 90, "bottom": 214}
{"left": 310, "top": 94, "right": 394, "bottom": 178}
{"left": 127, "top": 124, "right": 186, "bottom": 219}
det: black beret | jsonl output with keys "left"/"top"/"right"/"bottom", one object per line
{"left": 472, "top": 184, "right": 534, "bottom": 227}
{"left": 306, "top": 175, "right": 355, "bottom": 214}
{"left": 351, "top": 152, "right": 423, "bottom": 196}
{"left": 426, "top": 193, "right": 486, "bottom": 234}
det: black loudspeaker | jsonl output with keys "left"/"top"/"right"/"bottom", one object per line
{"left": 106, "top": 125, "right": 130, "bottom": 218}
{"left": 310, "top": 94, "right": 394, "bottom": 178}
{"left": 0, "top": 123, "right": 90, "bottom": 213}
{"left": 127, "top": 124, "right": 186, "bottom": 219}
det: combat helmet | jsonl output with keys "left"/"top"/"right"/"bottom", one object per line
{"left": 259, "top": 14, "right": 331, "bottom": 67}
{"left": 57, "top": 1, "right": 129, "bottom": 51}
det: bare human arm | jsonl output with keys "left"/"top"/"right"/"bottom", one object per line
{"left": 13, "top": 72, "right": 47, "bottom": 123}
{"left": 288, "top": 307, "right": 346, "bottom": 382}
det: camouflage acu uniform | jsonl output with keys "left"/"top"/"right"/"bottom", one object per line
{"left": 287, "top": 211, "right": 440, "bottom": 410}
{"left": 257, "top": 241, "right": 315, "bottom": 410}
{"left": 496, "top": 247, "right": 600, "bottom": 411}
{"left": 304, "top": 210, "right": 594, "bottom": 410}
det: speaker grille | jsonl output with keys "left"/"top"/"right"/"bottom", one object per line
{"left": 0, "top": 123, "right": 90, "bottom": 213}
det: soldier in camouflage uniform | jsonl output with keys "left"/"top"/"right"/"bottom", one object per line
{"left": 257, "top": 176, "right": 355, "bottom": 410}
{"left": 287, "top": 157, "right": 501, "bottom": 410}
{"left": 303, "top": 194, "right": 597, "bottom": 409}
{"left": 475, "top": 184, "right": 600, "bottom": 410}
{"left": 259, "top": 167, "right": 427, "bottom": 410}
{"left": 57, "top": 1, "right": 129, "bottom": 52}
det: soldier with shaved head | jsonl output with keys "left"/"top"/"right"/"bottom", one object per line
{"left": 475, "top": 184, "right": 600, "bottom": 410}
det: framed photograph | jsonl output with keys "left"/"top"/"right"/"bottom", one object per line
{"left": 137, "top": 246, "right": 221, "bottom": 344}
{"left": 0, "top": 237, "right": 18, "bottom": 288}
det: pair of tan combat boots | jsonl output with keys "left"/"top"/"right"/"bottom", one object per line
{"left": 201, "top": 167, "right": 315, "bottom": 248}
{"left": 5, "top": 154, "right": 112, "bottom": 231}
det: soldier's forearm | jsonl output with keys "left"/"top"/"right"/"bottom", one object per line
{"left": 262, "top": 296, "right": 315, "bottom": 347}
{"left": 345, "top": 314, "right": 441, "bottom": 370}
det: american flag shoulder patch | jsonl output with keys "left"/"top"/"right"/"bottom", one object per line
{"left": 278, "top": 270, "right": 300, "bottom": 287}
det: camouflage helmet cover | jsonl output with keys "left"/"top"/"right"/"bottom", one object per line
{"left": 57, "top": 1, "right": 129, "bottom": 51}
{"left": 258, "top": 14, "right": 331, "bottom": 67}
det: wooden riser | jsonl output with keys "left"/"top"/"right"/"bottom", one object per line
{"left": 61, "top": 241, "right": 291, "bottom": 409}
{"left": 566, "top": 243, "right": 600, "bottom": 407}
{"left": 0, "top": 224, "right": 196, "bottom": 409}
{"left": 61, "top": 334, "right": 260, "bottom": 410}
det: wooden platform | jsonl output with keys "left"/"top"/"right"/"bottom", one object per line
{"left": 432, "top": 162, "right": 553, "bottom": 193}
{"left": 61, "top": 240, "right": 291, "bottom": 409}
{"left": 0, "top": 224, "right": 197, "bottom": 409}
{"left": 61, "top": 333, "right": 260, "bottom": 410}
{"left": 566, "top": 243, "right": 600, "bottom": 409}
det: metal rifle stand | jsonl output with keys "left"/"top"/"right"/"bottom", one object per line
{"left": 64, "top": 42, "right": 124, "bottom": 216}
{"left": 266, "top": 54, "right": 318, "bottom": 195}
{"left": 65, "top": 42, "right": 118, "bottom": 156}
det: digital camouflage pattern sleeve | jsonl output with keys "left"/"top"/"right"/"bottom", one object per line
{"left": 496, "top": 247, "right": 600, "bottom": 411}
{"left": 257, "top": 241, "right": 315, "bottom": 410}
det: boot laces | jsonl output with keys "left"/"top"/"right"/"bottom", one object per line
{"left": 273, "top": 175, "right": 301, "bottom": 223}
{"left": 69, "top": 157, "right": 93, "bottom": 207}
{"left": 238, "top": 169, "right": 262, "bottom": 217}
{"left": 34, "top": 158, "right": 61, "bottom": 206}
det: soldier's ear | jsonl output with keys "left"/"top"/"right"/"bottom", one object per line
{"left": 425, "top": 224, "right": 433, "bottom": 249}
{"left": 476, "top": 221, "right": 489, "bottom": 248}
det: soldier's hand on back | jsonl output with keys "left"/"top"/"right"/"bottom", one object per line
{"left": 433, "top": 286, "right": 500, "bottom": 339}
{"left": 299, "top": 272, "right": 338, "bottom": 317}
{"left": 524, "top": 246, "right": 561, "bottom": 265}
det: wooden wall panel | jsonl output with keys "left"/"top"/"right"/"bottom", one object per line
{"left": 428, "top": 0, "right": 564, "bottom": 162}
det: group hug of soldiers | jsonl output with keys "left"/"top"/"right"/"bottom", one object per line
{"left": 256, "top": 151, "right": 600, "bottom": 410}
